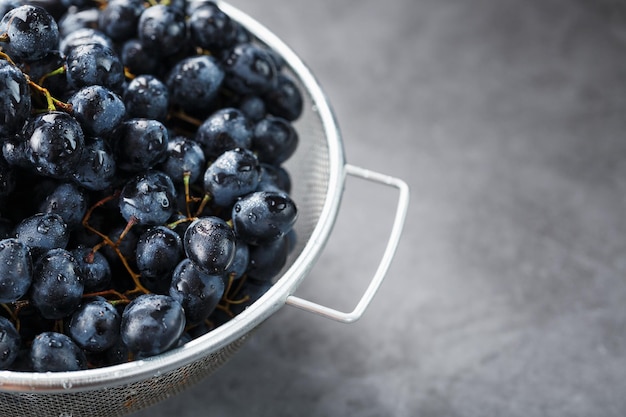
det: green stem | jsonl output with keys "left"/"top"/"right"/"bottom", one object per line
{"left": 167, "top": 216, "right": 193, "bottom": 229}
{"left": 28, "top": 80, "right": 72, "bottom": 112}
{"left": 194, "top": 193, "right": 211, "bottom": 217}
{"left": 38, "top": 65, "right": 65, "bottom": 86}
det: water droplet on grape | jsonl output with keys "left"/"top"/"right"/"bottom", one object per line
{"left": 37, "top": 222, "right": 50, "bottom": 234}
{"left": 49, "top": 339, "right": 63, "bottom": 348}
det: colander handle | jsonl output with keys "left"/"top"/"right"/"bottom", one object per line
{"left": 285, "top": 164, "right": 410, "bottom": 323}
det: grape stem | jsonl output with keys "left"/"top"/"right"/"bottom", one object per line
{"left": 0, "top": 50, "right": 14, "bottom": 65}
{"left": 217, "top": 273, "right": 251, "bottom": 317}
{"left": 83, "top": 289, "right": 131, "bottom": 307}
{"left": 38, "top": 65, "right": 65, "bottom": 86}
{"left": 183, "top": 171, "right": 193, "bottom": 218}
{"left": 124, "top": 67, "right": 135, "bottom": 80}
{"left": 82, "top": 192, "right": 151, "bottom": 296}
{"left": 28, "top": 80, "right": 72, "bottom": 112}
{"left": 194, "top": 193, "right": 211, "bottom": 217}
{"left": 169, "top": 109, "right": 203, "bottom": 127}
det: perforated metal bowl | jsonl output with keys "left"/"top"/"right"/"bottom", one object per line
{"left": 0, "top": 3, "right": 410, "bottom": 416}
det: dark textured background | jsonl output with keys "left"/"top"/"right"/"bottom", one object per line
{"left": 132, "top": 1, "right": 626, "bottom": 416}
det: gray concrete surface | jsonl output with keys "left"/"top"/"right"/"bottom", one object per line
{"left": 132, "top": 0, "right": 626, "bottom": 416}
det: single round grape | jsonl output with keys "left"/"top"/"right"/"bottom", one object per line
{"left": 30, "top": 248, "right": 84, "bottom": 319}
{"left": 195, "top": 107, "right": 253, "bottom": 159}
{"left": 203, "top": 147, "right": 261, "bottom": 207}
{"left": 252, "top": 116, "right": 298, "bottom": 165}
{"left": 169, "top": 258, "right": 225, "bottom": 325}
{"left": 137, "top": 4, "right": 186, "bottom": 57}
{"left": 0, "top": 5, "right": 59, "bottom": 62}
{"left": 22, "top": 111, "right": 85, "bottom": 180}
{"left": 98, "top": 0, "right": 145, "bottom": 42}
{"left": 120, "top": 37, "right": 160, "bottom": 76}
{"left": 188, "top": 3, "right": 238, "bottom": 52}
{"left": 0, "top": 316, "right": 20, "bottom": 369}
{"left": 71, "top": 136, "right": 117, "bottom": 191}
{"left": 65, "top": 43, "right": 125, "bottom": 92}
{"left": 119, "top": 170, "right": 177, "bottom": 225}
{"left": 222, "top": 42, "right": 278, "bottom": 95}
{"left": 68, "top": 85, "right": 126, "bottom": 137}
{"left": 0, "top": 60, "right": 31, "bottom": 137}
{"left": 123, "top": 75, "right": 169, "bottom": 121}
{"left": 68, "top": 297, "right": 121, "bottom": 352}
{"left": 159, "top": 136, "right": 206, "bottom": 184}
{"left": 30, "top": 331, "right": 87, "bottom": 372}
{"left": 13, "top": 212, "right": 69, "bottom": 258}
{"left": 166, "top": 55, "right": 224, "bottom": 115}
{"left": 38, "top": 182, "right": 87, "bottom": 230}
{"left": 231, "top": 190, "right": 297, "bottom": 245}
{"left": 135, "top": 225, "right": 183, "bottom": 279}
{"left": 72, "top": 246, "right": 111, "bottom": 292}
{"left": 263, "top": 73, "right": 304, "bottom": 121}
{"left": 183, "top": 216, "right": 236, "bottom": 275}
{"left": 112, "top": 118, "right": 169, "bottom": 173}
{"left": 0, "top": 238, "right": 32, "bottom": 303}
{"left": 120, "top": 293, "right": 185, "bottom": 357}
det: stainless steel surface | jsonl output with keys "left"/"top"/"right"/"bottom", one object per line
{"left": 0, "top": 2, "right": 409, "bottom": 416}
{"left": 285, "top": 164, "right": 409, "bottom": 323}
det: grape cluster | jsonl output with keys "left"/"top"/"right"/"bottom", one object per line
{"left": 0, "top": 0, "right": 302, "bottom": 371}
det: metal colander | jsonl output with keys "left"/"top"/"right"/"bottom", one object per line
{"left": 0, "top": 3, "right": 410, "bottom": 416}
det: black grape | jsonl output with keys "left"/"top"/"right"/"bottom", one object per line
{"left": 231, "top": 190, "right": 297, "bottom": 245}
{"left": 118, "top": 170, "right": 177, "bottom": 226}
{"left": 120, "top": 293, "right": 185, "bottom": 357}
{"left": 169, "top": 258, "right": 225, "bottom": 325}
{"left": 30, "top": 248, "right": 84, "bottom": 320}
{"left": 0, "top": 5, "right": 59, "bottom": 62}
{"left": 68, "top": 297, "right": 120, "bottom": 352}
{"left": 30, "top": 331, "right": 87, "bottom": 372}
{"left": 203, "top": 147, "right": 261, "bottom": 207}
{"left": 183, "top": 216, "right": 235, "bottom": 275}
{"left": 13, "top": 212, "right": 69, "bottom": 259}
{"left": 68, "top": 85, "right": 126, "bottom": 137}
{"left": 0, "top": 238, "right": 32, "bottom": 303}
{"left": 21, "top": 111, "right": 85, "bottom": 180}
{"left": 0, "top": 60, "right": 31, "bottom": 137}
{"left": 0, "top": 316, "right": 20, "bottom": 369}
